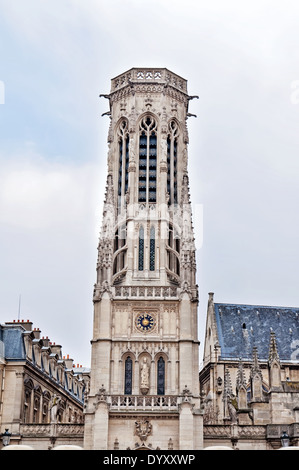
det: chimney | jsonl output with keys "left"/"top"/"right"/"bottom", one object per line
{"left": 42, "top": 336, "right": 50, "bottom": 347}
{"left": 5, "top": 319, "right": 33, "bottom": 332}
{"left": 32, "top": 327, "right": 41, "bottom": 340}
{"left": 51, "top": 343, "right": 62, "bottom": 359}
{"left": 64, "top": 355, "right": 74, "bottom": 369}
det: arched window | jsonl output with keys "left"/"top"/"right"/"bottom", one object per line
{"left": 157, "top": 357, "right": 165, "bottom": 395}
{"left": 138, "top": 226, "right": 144, "bottom": 271}
{"left": 117, "top": 120, "right": 129, "bottom": 208}
{"left": 23, "top": 378, "right": 34, "bottom": 423}
{"left": 113, "top": 224, "right": 127, "bottom": 276}
{"left": 150, "top": 226, "right": 155, "bottom": 271}
{"left": 42, "top": 391, "right": 51, "bottom": 424}
{"left": 167, "top": 120, "right": 179, "bottom": 205}
{"left": 139, "top": 116, "right": 157, "bottom": 203}
{"left": 167, "top": 223, "right": 180, "bottom": 277}
{"left": 124, "top": 357, "right": 133, "bottom": 395}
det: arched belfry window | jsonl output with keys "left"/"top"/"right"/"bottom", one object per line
{"left": 138, "top": 226, "right": 144, "bottom": 271}
{"left": 150, "top": 226, "right": 155, "bottom": 271}
{"left": 167, "top": 223, "right": 180, "bottom": 278}
{"left": 139, "top": 116, "right": 157, "bottom": 203}
{"left": 113, "top": 223, "right": 127, "bottom": 276}
{"left": 124, "top": 357, "right": 133, "bottom": 395}
{"left": 117, "top": 119, "right": 129, "bottom": 205}
{"left": 157, "top": 357, "right": 165, "bottom": 395}
{"left": 167, "top": 120, "right": 179, "bottom": 205}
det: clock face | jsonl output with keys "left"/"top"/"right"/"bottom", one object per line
{"left": 136, "top": 313, "right": 155, "bottom": 332}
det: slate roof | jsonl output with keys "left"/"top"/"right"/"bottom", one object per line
{"left": 214, "top": 303, "right": 299, "bottom": 362}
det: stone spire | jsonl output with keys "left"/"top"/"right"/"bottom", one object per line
{"left": 94, "top": 174, "right": 116, "bottom": 297}
{"left": 268, "top": 331, "right": 282, "bottom": 390}
{"left": 250, "top": 347, "right": 263, "bottom": 402}
{"left": 236, "top": 358, "right": 246, "bottom": 388}
{"left": 268, "top": 331, "right": 280, "bottom": 365}
{"left": 236, "top": 358, "right": 247, "bottom": 409}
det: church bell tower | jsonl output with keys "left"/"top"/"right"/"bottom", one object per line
{"left": 84, "top": 68, "right": 202, "bottom": 450}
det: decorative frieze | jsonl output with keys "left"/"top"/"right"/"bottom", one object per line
{"left": 203, "top": 425, "right": 266, "bottom": 440}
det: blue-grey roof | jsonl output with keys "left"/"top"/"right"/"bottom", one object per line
{"left": 0, "top": 325, "right": 26, "bottom": 360}
{"left": 214, "top": 303, "right": 299, "bottom": 362}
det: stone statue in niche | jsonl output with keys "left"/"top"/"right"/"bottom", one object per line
{"left": 50, "top": 394, "right": 61, "bottom": 424}
{"left": 140, "top": 357, "right": 150, "bottom": 395}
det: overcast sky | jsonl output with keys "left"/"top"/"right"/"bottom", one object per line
{"left": 0, "top": 0, "right": 299, "bottom": 367}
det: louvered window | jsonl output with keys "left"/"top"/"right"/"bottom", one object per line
{"left": 139, "top": 116, "right": 157, "bottom": 203}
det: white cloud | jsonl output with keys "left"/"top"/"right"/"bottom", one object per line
{"left": 0, "top": 147, "right": 104, "bottom": 366}
{"left": 0, "top": 148, "right": 101, "bottom": 231}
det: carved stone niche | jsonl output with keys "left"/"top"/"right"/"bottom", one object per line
{"left": 140, "top": 356, "right": 150, "bottom": 395}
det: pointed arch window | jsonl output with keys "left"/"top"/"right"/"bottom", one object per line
{"left": 150, "top": 226, "right": 155, "bottom": 271}
{"left": 167, "top": 120, "right": 179, "bottom": 205}
{"left": 167, "top": 223, "right": 180, "bottom": 277}
{"left": 113, "top": 223, "right": 127, "bottom": 276}
{"left": 124, "top": 357, "right": 133, "bottom": 395}
{"left": 117, "top": 120, "right": 129, "bottom": 207}
{"left": 157, "top": 357, "right": 165, "bottom": 395}
{"left": 138, "top": 226, "right": 144, "bottom": 271}
{"left": 139, "top": 116, "right": 157, "bottom": 203}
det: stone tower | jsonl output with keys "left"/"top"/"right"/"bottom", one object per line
{"left": 83, "top": 68, "right": 202, "bottom": 450}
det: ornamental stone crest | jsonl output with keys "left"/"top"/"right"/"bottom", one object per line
{"left": 134, "top": 418, "right": 152, "bottom": 441}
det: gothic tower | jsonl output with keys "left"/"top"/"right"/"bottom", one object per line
{"left": 83, "top": 68, "right": 202, "bottom": 450}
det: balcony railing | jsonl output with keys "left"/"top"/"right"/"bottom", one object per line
{"left": 110, "top": 395, "right": 179, "bottom": 412}
{"left": 113, "top": 285, "right": 178, "bottom": 299}
{"left": 111, "top": 68, "right": 187, "bottom": 94}
{"left": 20, "top": 423, "right": 84, "bottom": 437}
